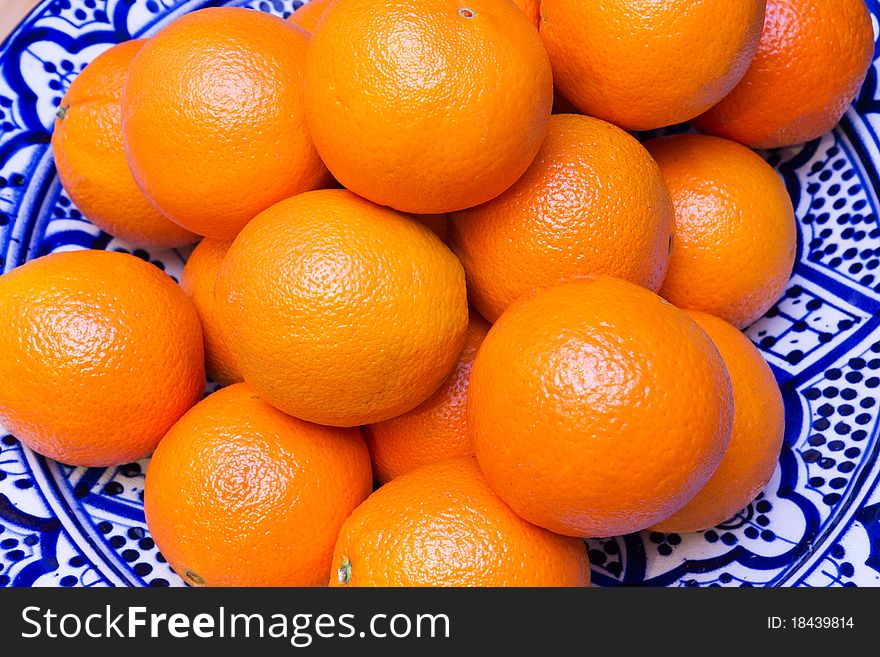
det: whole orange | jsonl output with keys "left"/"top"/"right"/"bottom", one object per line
{"left": 365, "top": 313, "right": 490, "bottom": 484}
{"left": 304, "top": 0, "right": 553, "bottom": 214}
{"left": 0, "top": 249, "right": 204, "bottom": 466}
{"left": 145, "top": 383, "right": 372, "bottom": 587}
{"left": 330, "top": 457, "right": 590, "bottom": 587}
{"left": 180, "top": 239, "right": 242, "bottom": 387}
{"left": 694, "top": 0, "right": 874, "bottom": 148}
{"left": 51, "top": 40, "right": 197, "bottom": 249}
{"left": 470, "top": 277, "right": 734, "bottom": 538}
{"left": 645, "top": 134, "right": 796, "bottom": 329}
{"left": 121, "top": 8, "right": 329, "bottom": 240}
{"left": 450, "top": 114, "right": 673, "bottom": 322}
{"left": 287, "top": 0, "right": 333, "bottom": 32}
{"left": 653, "top": 311, "right": 785, "bottom": 532}
{"left": 539, "top": 0, "right": 766, "bottom": 130}
{"left": 215, "top": 189, "right": 468, "bottom": 427}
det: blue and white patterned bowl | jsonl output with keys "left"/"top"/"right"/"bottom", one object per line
{"left": 1, "top": 0, "right": 880, "bottom": 587}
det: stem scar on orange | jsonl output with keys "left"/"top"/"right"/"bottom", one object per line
{"left": 51, "top": 39, "right": 198, "bottom": 249}
{"left": 144, "top": 383, "right": 372, "bottom": 587}
{"left": 330, "top": 457, "right": 591, "bottom": 587}
{"left": 304, "top": 0, "right": 553, "bottom": 214}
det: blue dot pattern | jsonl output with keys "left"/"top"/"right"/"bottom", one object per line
{"left": 800, "top": 141, "right": 880, "bottom": 294}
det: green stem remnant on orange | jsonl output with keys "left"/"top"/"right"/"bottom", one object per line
{"left": 337, "top": 556, "right": 352, "bottom": 585}
{"left": 184, "top": 570, "right": 205, "bottom": 586}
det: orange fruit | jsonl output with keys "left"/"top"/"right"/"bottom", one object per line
{"left": 287, "top": 0, "right": 333, "bottom": 33}
{"left": 215, "top": 189, "right": 468, "bottom": 427}
{"left": 180, "top": 239, "right": 243, "bottom": 387}
{"left": 145, "top": 383, "right": 372, "bottom": 587}
{"left": 513, "top": 0, "right": 540, "bottom": 27}
{"left": 653, "top": 311, "right": 785, "bottom": 532}
{"left": 365, "top": 313, "right": 490, "bottom": 484}
{"left": 645, "top": 134, "right": 796, "bottom": 329}
{"left": 470, "top": 276, "right": 734, "bottom": 538}
{"left": 539, "top": 0, "right": 766, "bottom": 130}
{"left": 694, "top": 0, "right": 874, "bottom": 148}
{"left": 304, "top": 0, "right": 553, "bottom": 213}
{"left": 121, "top": 8, "right": 329, "bottom": 240}
{"left": 0, "top": 249, "right": 204, "bottom": 466}
{"left": 291, "top": 0, "right": 541, "bottom": 33}
{"left": 330, "top": 457, "right": 590, "bottom": 587}
{"left": 450, "top": 114, "right": 673, "bottom": 322}
{"left": 51, "top": 39, "right": 197, "bottom": 249}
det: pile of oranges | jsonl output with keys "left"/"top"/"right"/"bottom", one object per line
{"left": 0, "top": 0, "right": 873, "bottom": 587}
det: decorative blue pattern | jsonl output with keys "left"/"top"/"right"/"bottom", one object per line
{"left": 0, "top": 0, "right": 879, "bottom": 587}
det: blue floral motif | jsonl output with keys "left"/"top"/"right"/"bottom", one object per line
{"left": 1, "top": 0, "right": 880, "bottom": 587}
